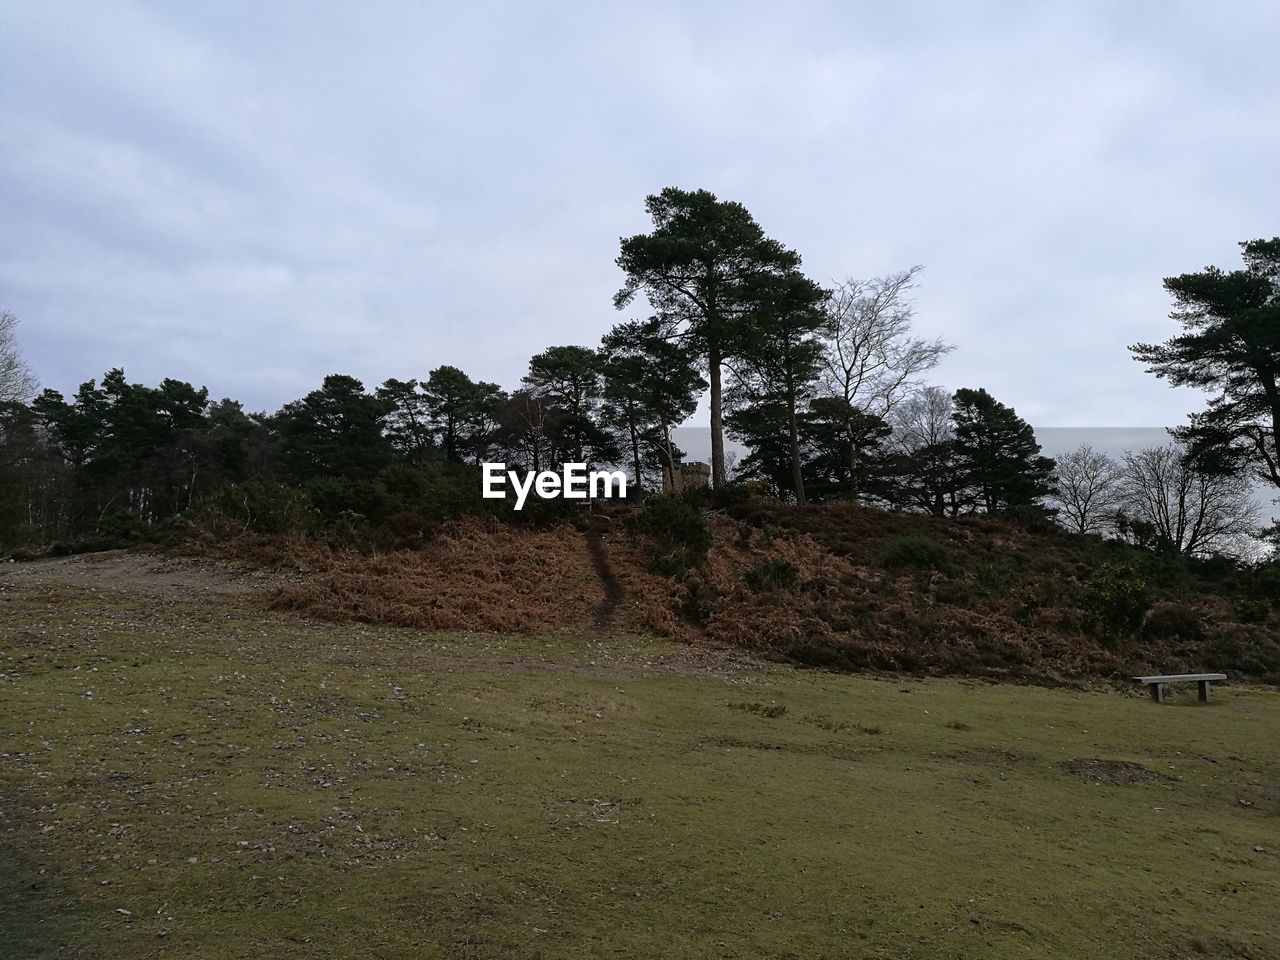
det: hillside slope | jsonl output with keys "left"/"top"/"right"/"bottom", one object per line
{"left": 223, "top": 499, "right": 1280, "bottom": 685}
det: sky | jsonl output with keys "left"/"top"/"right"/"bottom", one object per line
{"left": 2, "top": 0, "right": 1278, "bottom": 431}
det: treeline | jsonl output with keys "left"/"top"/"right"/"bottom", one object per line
{"left": 0, "top": 197, "right": 1276, "bottom": 563}
{"left": 0, "top": 346, "right": 1058, "bottom": 551}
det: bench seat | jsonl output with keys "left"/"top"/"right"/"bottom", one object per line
{"left": 1132, "top": 673, "right": 1226, "bottom": 703}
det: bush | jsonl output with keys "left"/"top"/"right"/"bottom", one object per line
{"left": 1086, "top": 561, "right": 1152, "bottom": 636}
{"left": 627, "top": 495, "right": 712, "bottom": 573}
{"left": 1207, "top": 622, "right": 1280, "bottom": 677}
{"left": 650, "top": 548, "right": 704, "bottom": 578}
{"left": 883, "top": 535, "right": 950, "bottom": 572}
{"left": 1245, "top": 562, "right": 1280, "bottom": 602}
{"left": 711, "top": 482, "right": 770, "bottom": 508}
{"left": 1140, "top": 602, "right": 1206, "bottom": 643}
{"left": 378, "top": 463, "right": 487, "bottom": 524}
{"left": 305, "top": 476, "right": 392, "bottom": 527}
{"left": 197, "top": 480, "right": 316, "bottom": 537}
{"left": 745, "top": 557, "right": 799, "bottom": 592}
{"left": 96, "top": 510, "right": 144, "bottom": 540}
{"left": 1232, "top": 596, "right": 1271, "bottom": 624}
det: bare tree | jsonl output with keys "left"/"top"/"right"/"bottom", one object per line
{"left": 1052, "top": 444, "right": 1121, "bottom": 534}
{"left": 818, "top": 268, "right": 953, "bottom": 499}
{"left": 819, "top": 267, "right": 953, "bottom": 418}
{"left": 888, "top": 385, "right": 962, "bottom": 515}
{"left": 1, "top": 312, "right": 37, "bottom": 406}
{"left": 891, "top": 385, "right": 954, "bottom": 450}
{"left": 1117, "top": 445, "right": 1259, "bottom": 557}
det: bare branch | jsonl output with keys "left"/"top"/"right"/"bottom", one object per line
{"left": 1117, "top": 444, "right": 1259, "bottom": 557}
{"left": 0, "top": 312, "right": 38, "bottom": 406}
{"left": 817, "top": 267, "right": 953, "bottom": 418}
{"left": 1050, "top": 444, "right": 1122, "bottom": 535}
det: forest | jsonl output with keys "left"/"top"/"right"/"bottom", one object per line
{"left": 1, "top": 189, "right": 1277, "bottom": 566}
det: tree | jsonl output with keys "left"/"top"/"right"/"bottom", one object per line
{"left": 377, "top": 378, "right": 435, "bottom": 465}
{"left": 1117, "top": 444, "right": 1259, "bottom": 557}
{"left": 724, "top": 395, "right": 798, "bottom": 495}
{"left": 818, "top": 268, "right": 953, "bottom": 496}
{"left": 951, "top": 387, "right": 1055, "bottom": 514}
{"left": 600, "top": 319, "right": 705, "bottom": 492}
{"left": 615, "top": 187, "right": 810, "bottom": 489}
{"left": 727, "top": 269, "right": 829, "bottom": 503}
{"left": 32, "top": 381, "right": 108, "bottom": 475}
{"left": 725, "top": 396, "right": 891, "bottom": 501}
{"left": 523, "top": 345, "right": 615, "bottom": 466}
{"left": 0, "top": 400, "right": 65, "bottom": 550}
{"left": 422, "top": 365, "right": 506, "bottom": 466}
{"left": 1052, "top": 444, "right": 1122, "bottom": 535}
{"left": 273, "top": 375, "right": 391, "bottom": 482}
{"left": 32, "top": 370, "right": 215, "bottom": 531}
{"left": 803, "top": 398, "right": 892, "bottom": 502}
{"left": 206, "top": 399, "right": 272, "bottom": 483}
{"left": 1, "top": 312, "right": 37, "bottom": 406}
{"left": 1131, "top": 238, "right": 1280, "bottom": 488}
{"left": 501, "top": 387, "right": 558, "bottom": 473}
{"left": 888, "top": 386, "right": 962, "bottom": 516}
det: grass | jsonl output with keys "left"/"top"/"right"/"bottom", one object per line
{"left": 2, "top": 583, "right": 1278, "bottom": 959}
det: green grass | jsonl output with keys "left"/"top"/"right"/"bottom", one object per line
{"left": 1, "top": 585, "right": 1278, "bottom": 959}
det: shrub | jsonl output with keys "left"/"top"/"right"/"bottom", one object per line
{"left": 1137, "top": 550, "right": 1193, "bottom": 596}
{"left": 1140, "top": 602, "right": 1206, "bottom": 643}
{"left": 710, "top": 482, "right": 770, "bottom": 508}
{"left": 650, "top": 549, "right": 704, "bottom": 578}
{"left": 197, "top": 480, "right": 316, "bottom": 537}
{"left": 1232, "top": 596, "right": 1271, "bottom": 624}
{"left": 1086, "top": 561, "right": 1152, "bottom": 636}
{"left": 378, "top": 463, "right": 488, "bottom": 524}
{"left": 1207, "top": 622, "right": 1280, "bottom": 677}
{"left": 305, "top": 476, "right": 391, "bottom": 527}
{"left": 1244, "top": 562, "right": 1280, "bottom": 602}
{"left": 745, "top": 557, "right": 799, "bottom": 592}
{"left": 96, "top": 510, "right": 144, "bottom": 540}
{"left": 883, "top": 535, "right": 950, "bottom": 572}
{"left": 627, "top": 495, "right": 712, "bottom": 573}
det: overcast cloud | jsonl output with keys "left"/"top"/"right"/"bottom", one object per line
{"left": 2, "top": 0, "right": 1277, "bottom": 429}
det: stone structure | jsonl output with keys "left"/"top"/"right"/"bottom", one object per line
{"left": 662, "top": 460, "right": 710, "bottom": 494}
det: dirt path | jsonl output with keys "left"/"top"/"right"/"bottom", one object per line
{"left": 583, "top": 528, "right": 624, "bottom": 630}
{"left": 0, "top": 549, "right": 281, "bottom": 599}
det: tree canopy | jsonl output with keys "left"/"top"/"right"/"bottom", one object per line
{"left": 615, "top": 187, "right": 810, "bottom": 489}
{"left": 1132, "top": 238, "right": 1280, "bottom": 487}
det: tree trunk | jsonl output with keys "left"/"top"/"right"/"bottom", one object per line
{"left": 661, "top": 424, "right": 679, "bottom": 494}
{"left": 708, "top": 342, "right": 725, "bottom": 489}
{"left": 627, "top": 407, "right": 643, "bottom": 493}
{"left": 789, "top": 400, "right": 806, "bottom": 505}
{"left": 847, "top": 421, "right": 858, "bottom": 501}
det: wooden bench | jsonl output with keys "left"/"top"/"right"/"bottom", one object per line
{"left": 1132, "top": 673, "right": 1226, "bottom": 704}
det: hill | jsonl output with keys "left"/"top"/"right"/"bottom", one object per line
{"left": 209, "top": 497, "right": 1280, "bottom": 687}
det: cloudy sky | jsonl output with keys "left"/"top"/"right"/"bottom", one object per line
{"left": 2, "top": 0, "right": 1277, "bottom": 430}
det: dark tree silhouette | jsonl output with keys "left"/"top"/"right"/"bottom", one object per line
{"left": 615, "top": 187, "right": 809, "bottom": 490}
{"left": 1131, "top": 238, "right": 1280, "bottom": 487}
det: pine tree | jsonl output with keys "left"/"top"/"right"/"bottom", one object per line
{"left": 951, "top": 387, "right": 1055, "bottom": 514}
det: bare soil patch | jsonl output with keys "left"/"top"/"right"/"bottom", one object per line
{"left": 1060, "top": 758, "right": 1177, "bottom": 786}
{"left": 0, "top": 549, "right": 279, "bottom": 598}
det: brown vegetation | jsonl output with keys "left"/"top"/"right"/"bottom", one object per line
{"left": 202, "top": 499, "right": 1280, "bottom": 685}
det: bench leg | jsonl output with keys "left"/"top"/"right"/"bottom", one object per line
{"left": 1150, "top": 683, "right": 1164, "bottom": 704}
{"left": 1199, "top": 680, "right": 1210, "bottom": 703}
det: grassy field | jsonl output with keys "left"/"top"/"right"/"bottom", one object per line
{"left": 2, "top": 559, "right": 1278, "bottom": 959}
